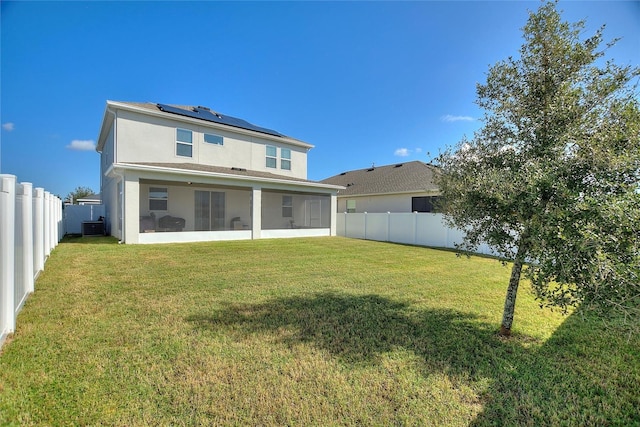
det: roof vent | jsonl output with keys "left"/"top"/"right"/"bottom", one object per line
{"left": 346, "top": 183, "right": 354, "bottom": 187}
{"left": 394, "top": 163, "right": 403, "bottom": 168}
{"left": 340, "top": 172, "right": 347, "bottom": 176}
{"left": 366, "top": 168, "right": 375, "bottom": 172}
{"left": 196, "top": 106, "right": 211, "bottom": 111}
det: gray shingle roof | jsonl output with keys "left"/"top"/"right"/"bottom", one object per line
{"left": 321, "top": 161, "right": 440, "bottom": 196}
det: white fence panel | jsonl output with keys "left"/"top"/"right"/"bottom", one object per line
{"left": 364, "top": 213, "right": 389, "bottom": 241}
{"left": 415, "top": 214, "right": 446, "bottom": 247}
{"left": 389, "top": 213, "right": 416, "bottom": 245}
{"left": 1, "top": 175, "right": 17, "bottom": 338}
{"left": 15, "top": 182, "right": 34, "bottom": 315}
{"left": 33, "top": 188, "right": 45, "bottom": 275}
{"left": 343, "top": 212, "right": 366, "bottom": 239}
{"left": 338, "top": 212, "right": 499, "bottom": 257}
{"left": 1, "top": 174, "right": 62, "bottom": 349}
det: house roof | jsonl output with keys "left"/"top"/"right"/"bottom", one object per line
{"left": 113, "top": 162, "right": 343, "bottom": 191}
{"left": 98, "top": 101, "right": 313, "bottom": 150}
{"left": 321, "top": 161, "right": 440, "bottom": 196}
{"left": 76, "top": 193, "right": 101, "bottom": 202}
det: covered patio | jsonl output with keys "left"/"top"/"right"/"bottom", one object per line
{"left": 103, "top": 163, "right": 340, "bottom": 244}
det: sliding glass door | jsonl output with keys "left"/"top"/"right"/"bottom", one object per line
{"left": 195, "top": 191, "right": 226, "bottom": 231}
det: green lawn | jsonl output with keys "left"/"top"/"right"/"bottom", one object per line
{"left": 1, "top": 236, "right": 638, "bottom": 426}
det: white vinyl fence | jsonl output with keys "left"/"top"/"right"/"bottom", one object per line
{"left": 1, "top": 174, "right": 63, "bottom": 348}
{"left": 337, "top": 212, "right": 499, "bottom": 256}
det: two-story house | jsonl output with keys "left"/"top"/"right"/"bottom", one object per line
{"left": 96, "top": 101, "right": 342, "bottom": 244}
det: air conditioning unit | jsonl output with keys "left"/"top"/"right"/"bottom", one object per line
{"left": 82, "top": 221, "right": 104, "bottom": 236}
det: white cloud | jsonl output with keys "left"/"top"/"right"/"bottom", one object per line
{"left": 2, "top": 122, "right": 15, "bottom": 131}
{"left": 442, "top": 115, "right": 474, "bottom": 123}
{"left": 67, "top": 139, "right": 96, "bottom": 151}
{"left": 394, "top": 148, "right": 410, "bottom": 157}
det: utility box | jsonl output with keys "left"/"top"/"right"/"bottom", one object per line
{"left": 82, "top": 221, "right": 104, "bottom": 236}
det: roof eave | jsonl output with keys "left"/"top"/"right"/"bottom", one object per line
{"left": 108, "top": 162, "right": 344, "bottom": 191}
{"left": 337, "top": 189, "right": 440, "bottom": 197}
{"left": 96, "top": 104, "right": 116, "bottom": 153}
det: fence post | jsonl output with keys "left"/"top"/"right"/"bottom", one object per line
{"left": 343, "top": 212, "right": 347, "bottom": 237}
{"left": 57, "top": 197, "right": 63, "bottom": 243}
{"left": 387, "top": 212, "right": 391, "bottom": 242}
{"left": 33, "top": 188, "right": 45, "bottom": 276}
{"left": 18, "top": 183, "right": 34, "bottom": 295}
{"left": 1, "top": 174, "right": 17, "bottom": 336}
{"left": 44, "top": 192, "right": 51, "bottom": 257}
{"left": 364, "top": 212, "right": 368, "bottom": 240}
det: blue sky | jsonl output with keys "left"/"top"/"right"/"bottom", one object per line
{"left": 1, "top": 1, "right": 638, "bottom": 199}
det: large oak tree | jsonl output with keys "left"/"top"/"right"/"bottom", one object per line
{"left": 436, "top": 1, "right": 639, "bottom": 336}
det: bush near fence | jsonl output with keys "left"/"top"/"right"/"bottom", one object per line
{"left": 1, "top": 174, "right": 63, "bottom": 348}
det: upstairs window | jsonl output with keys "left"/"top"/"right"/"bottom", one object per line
{"left": 176, "top": 128, "right": 193, "bottom": 157}
{"left": 281, "top": 148, "right": 291, "bottom": 170}
{"left": 204, "top": 133, "right": 224, "bottom": 145}
{"left": 149, "top": 187, "right": 168, "bottom": 211}
{"left": 266, "top": 145, "right": 277, "bottom": 168}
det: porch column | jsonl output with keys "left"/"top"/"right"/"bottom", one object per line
{"left": 122, "top": 174, "right": 140, "bottom": 244}
{"left": 251, "top": 186, "right": 262, "bottom": 239}
{"left": 330, "top": 193, "right": 338, "bottom": 236}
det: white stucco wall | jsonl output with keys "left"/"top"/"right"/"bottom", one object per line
{"left": 99, "top": 122, "right": 119, "bottom": 238}
{"left": 115, "top": 110, "right": 308, "bottom": 179}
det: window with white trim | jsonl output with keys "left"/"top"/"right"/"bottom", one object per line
{"left": 149, "top": 187, "right": 168, "bottom": 211}
{"left": 281, "top": 148, "right": 291, "bottom": 170}
{"left": 176, "top": 128, "right": 193, "bottom": 157}
{"left": 282, "top": 195, "right": 293, "bottom": 217}
{"left": 204, "top": 133, "right": 224, "bottom": 145}
{"left": 266, "top": 145, "right": 277, "bottom": 168}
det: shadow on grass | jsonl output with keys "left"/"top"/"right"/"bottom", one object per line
{"left": 187, "top": 292, "right": 638, "bottom": 425}
{"left": 61, "top": 235, "right": 120, "bottom": 244}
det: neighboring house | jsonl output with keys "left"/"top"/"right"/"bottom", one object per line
{"left": 76, "top": 193, "right": 101, "bottom": 205}
{"left": 96, "top": 101, "right": 342, "bottom": 244}
{"left": 321, "top": 161, "right": 440, "bottom": 213}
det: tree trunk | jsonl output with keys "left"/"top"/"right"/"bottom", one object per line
{"left": 500, "top": 243, "right": 527, "bottom": 337}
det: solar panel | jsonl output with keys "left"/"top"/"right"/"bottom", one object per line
{"left": 157, "top": 103, "right": 284, "bottom": 137}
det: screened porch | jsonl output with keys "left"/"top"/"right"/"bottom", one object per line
{"left": 135, "top": 181, "right": 333, "bottom": 243}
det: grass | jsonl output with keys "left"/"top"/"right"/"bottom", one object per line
{"left": 0, "top": 236, "right": 638, "bottom": 426}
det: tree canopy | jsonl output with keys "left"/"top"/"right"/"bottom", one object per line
{"left": 436, "top": 1, "right": 640, "bottom": 335}
{"left": 65, "top": 186, "right": 96, "bottom": 204}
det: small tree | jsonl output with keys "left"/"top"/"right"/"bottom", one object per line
{"left": 66, "top": 186, "right": 95, "bottom": 205}
{"left": 436, "top": 1, "right": 640, "bottom": 336}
